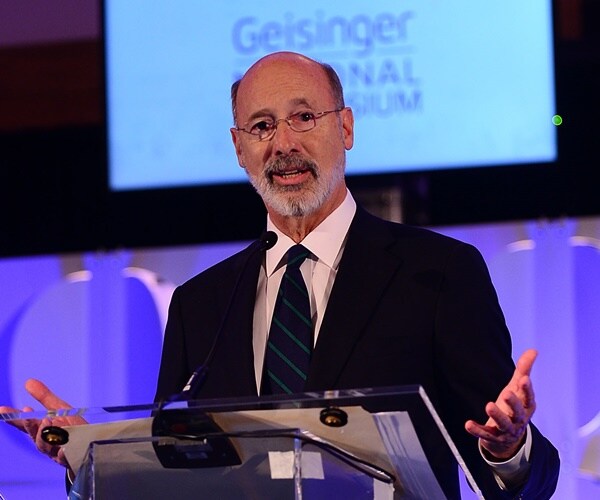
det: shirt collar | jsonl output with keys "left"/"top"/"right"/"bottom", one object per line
{"left": 265, "top": 190, "right": 357, "bottom": 276}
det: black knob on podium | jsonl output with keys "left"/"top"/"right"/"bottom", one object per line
{"left": 319, "top": 407, "right": 348, "bottom": 427}
{"left": 41, "top": 426, "right": 69, "bottom": 446}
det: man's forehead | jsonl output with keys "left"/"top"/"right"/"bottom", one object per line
{"left": 236, "top": 57, "right": 332, "bottom": 114}
{"left": 242, "top": 57, "right": 324, "bottom": 90}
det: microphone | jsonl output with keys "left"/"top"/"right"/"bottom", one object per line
{"left": 153, "top": 231, "right": 276, "bottom": 469}
{"left": 171, "top": 230, "right": 277, "bottom": 402}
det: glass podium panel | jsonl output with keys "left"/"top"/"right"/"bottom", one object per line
{"left": 1, "top": 386, "right": 484, "bottom": 499}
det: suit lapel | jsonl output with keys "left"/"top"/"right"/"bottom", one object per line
{"left": 306, "top": 209, "right": 405, "bottom": 390}
{"left": 207, "top": 244, "right": 263, "bottom": 397}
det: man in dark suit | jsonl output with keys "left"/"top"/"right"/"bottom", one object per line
{"left": 155, "top": 51, "right": 559, "bottom": 498}
{"left": 2, "top": 51, "right": 559, "bottom": 498}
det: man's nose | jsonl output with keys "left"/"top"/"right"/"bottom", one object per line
{"left": 271, "top": 119, "right": 300, "bottom": 156}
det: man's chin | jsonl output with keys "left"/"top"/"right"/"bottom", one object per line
{"left": 267, "top": 193, "right": 319, "bottom": 218}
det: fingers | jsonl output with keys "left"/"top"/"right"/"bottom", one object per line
{"left": 2, "top": 380, "right": 78, "bottom": 470}
{"left": 486, "top": 394, "right": 529, "bottom": 434}
{"left": 465, "top": 349, "right": 539, "bottom": 460}
{"left": 517, "top": 374, "right": 536, "bottom": 412}
{"left": 507, "top": 393, "right": 527, "bottom": 424}
{"left": 0, "top": 405, "right": 34, "bottom": 434}
{"left": 55, "top": 447, "right": 70, "bottom": 468}
{"left": 507, "top": 365, "right": 537, "bottom": 418}
{"left": 486, "top": 402, "right": 515, "bottom": 434}
{"left": 23, "top": 381, "right": 84, "bottom": 427}
{"left": 23, "top": 412, "right": 41, "bottom": 441}
{"left": 465, "top": 416, "right": 528, "bottom": 460}
{"left": 0, "top": 405, "right": 22, "bottom": 429}
{"left": 471, "top": 394, "right": 531, "bottom": 458}
{"left": 32, "top": 417, "right": 71, "bottom": 468}
{"left": 465, "top": 419, "right": 502, "bottom": 442}
{"left": 509, "top": 349, "right": 537, "bottom": 385}
{"left": 25, "top": 379, "right": 72, "bottom": 411}
{"left": 503, "top": 350, "right": 538, "bottom": 414}
{"left": 495, "top": 386, "right": 533, "bottom": 419}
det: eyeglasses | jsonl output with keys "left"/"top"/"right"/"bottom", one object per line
{"left": 235, "top": 108, "right": 345, "bottom": 142}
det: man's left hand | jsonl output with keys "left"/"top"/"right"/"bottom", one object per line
{"left": 465, "top": 349, "right": 537, "bottom": 460}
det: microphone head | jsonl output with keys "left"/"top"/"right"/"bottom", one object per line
{"left": 261, "top": 231, "right": 278, "bottom": 250}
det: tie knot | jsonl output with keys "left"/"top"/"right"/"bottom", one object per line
{"left": 286, "top": 245, "right": 309, "bottom": 270}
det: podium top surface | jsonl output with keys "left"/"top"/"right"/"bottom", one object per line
{"left": 1, "top": 385, "right": 427, "bottom": 424}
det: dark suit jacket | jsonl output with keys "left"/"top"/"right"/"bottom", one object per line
{"left": 155, "top": 207, "right": 559, "bottom": 499}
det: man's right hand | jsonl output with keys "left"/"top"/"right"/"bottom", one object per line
{"left": 0, "top": 378, "right": 86, "bottom": 469}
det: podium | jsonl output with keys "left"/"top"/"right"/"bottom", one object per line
{"left": 4, "top": 386, "right": 484, "bottom": 499}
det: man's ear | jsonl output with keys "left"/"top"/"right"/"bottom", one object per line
{"left": 340, "top": 107, "right": 354, "bottom": 150}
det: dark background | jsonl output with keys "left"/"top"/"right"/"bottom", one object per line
{"left": 0, "top": 1, "right": 598, "bottom": 257}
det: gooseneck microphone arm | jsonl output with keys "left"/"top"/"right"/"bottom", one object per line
{"left": 169, "top": 230, "right": 278, "bottom": 402}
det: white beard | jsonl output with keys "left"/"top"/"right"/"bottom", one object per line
{"left": 246, "top": 154, "right": 345, "bottom": 218}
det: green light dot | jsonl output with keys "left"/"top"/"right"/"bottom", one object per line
{"left": 552, "top": 115, "right": 563, "bottom": 126}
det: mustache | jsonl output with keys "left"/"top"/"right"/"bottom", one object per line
{"left": 264, "top": 155, "right": 318, "bottom": 178}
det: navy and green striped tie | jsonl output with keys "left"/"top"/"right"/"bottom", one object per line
{"left": 262, "top": 244, "right": 313, "bottom": 395}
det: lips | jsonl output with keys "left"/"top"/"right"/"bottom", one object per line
{"left": 274, "top": 168, "right": 308, "bottom": 179}
{"left": 270, "top": 168, "right": 312, "bottom": 187}
{"left": 265, "top": 155, "right": 317, "bottom": 184}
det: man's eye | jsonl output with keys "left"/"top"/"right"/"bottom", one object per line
{"left": 250, "top": 120, "right": 273, "bottom": 133}
{"left": 296, "top": 112, "right": 315, "bottom": 122}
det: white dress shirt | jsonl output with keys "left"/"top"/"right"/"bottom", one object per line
{"left": 252, "top": 189, "right": 356, "bottom": 390}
